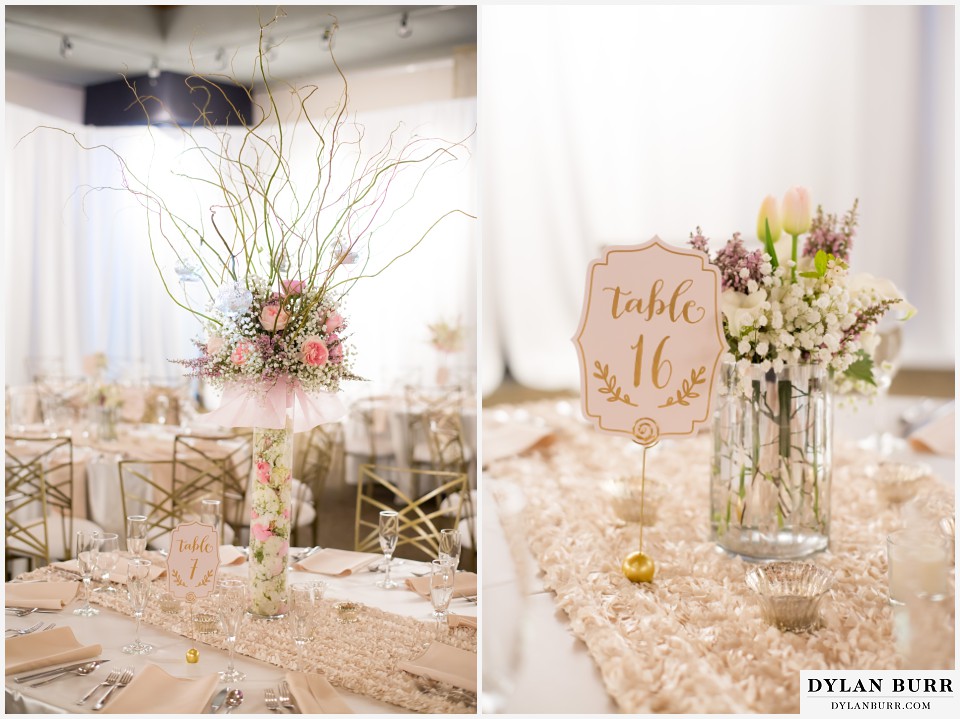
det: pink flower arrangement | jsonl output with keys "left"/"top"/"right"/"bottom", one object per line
{"left": 328, "top": 335, "right": 343, "bottom": 364}
{"left": 256, "top": 460, "right": 271, "bottom": 484}
{"left": 251, "top": 523, "right": 274, "bottom": 542}
{"left": 300, "top": 336, "right": 329, "bottom": 367}
{"left": 230, "top": 340, "right": 255, "bottom": 366}
{"left": 281, "top": 279, "right": 305, "bottom": 296}
{"left": 259, "top": 303, "right": 291, "bottom": 331}
{"left": 207, "top": 335, "right": 225, "bottom": 355}
{"left": 325, "top": 312, "right": 343, "bottom": 333}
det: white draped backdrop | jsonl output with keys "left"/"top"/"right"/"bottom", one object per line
{"left": 5, "top": 97, "right": 477, "bottom": 395}
{"left": 480, "top": 5, "right": 954, "bottom": 394}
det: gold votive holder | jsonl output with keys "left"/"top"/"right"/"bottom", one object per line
{"left": 191, "top": 612, "right": 219, "bottom": 634}
{"left": 335, "top": 601, "right": 361, "bottom": 624}
{"left": 159, "top": 592, "right": 181, "bottom": 615}
{"left": 870, "top": 462, "right": 931, "bottom": 504}
{"left": 745, "top": 562, "right": 833, "bottom": 632}
{"left": 603, "top": 474, "right": 659, "bottom": 523}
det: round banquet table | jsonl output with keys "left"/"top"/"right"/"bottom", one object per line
{"left": 5, "top": 554, "right": 477, "bottom": 714}
{"left": 481, "top": 394, "right": 955, "bottom": 714}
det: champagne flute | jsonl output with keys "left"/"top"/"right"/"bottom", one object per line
{"left": 216, "top": 578, "right": 247, "bottom": 682}
{"left": 200, "top": 498, "right": 222, "bottom": 543}
{"left": 377, "top": 511, "right": 399, "bottom": 589}
{"left": 439, "top": 528, "right": 462, "bottom": 570}
{"left": 287, "top": 582, "right": 326, "bottom": 672}
{"left": 430, "top": 559, "right": 455, "bottom": 639}
{"left": 93, "top": 532, "right": 120, "bottom": 594}
{"left": 122, "top": 558, "right": 153, "bottom": 653}
{"left": 74, "top": 530, "right": 100, "bottom": 616}
{"left": 126, "top": 515, "right": 147, "bottom": 557}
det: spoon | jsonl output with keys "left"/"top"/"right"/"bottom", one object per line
{"left": 223, "top": 689, "right": 243, "bottom": 714}
{"left": 29, "top": 662, "right": 101, "bottom": 687}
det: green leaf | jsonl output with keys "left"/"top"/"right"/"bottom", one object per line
{"left": 844, "top": 351, "right": 877, "bottom": 387}
{"left": 814, "top": 249, "right": 828, "bottom": 277}
{"left": 798, "top": 271, "right": 820, "bottom": 279}
{"left": 763, "top": 219, "right": 779, "bottom": 269}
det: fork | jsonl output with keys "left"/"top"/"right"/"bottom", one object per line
{"left": 93, "top": 667, "right": 134, "bottom": 710}
{"left": 264, "top": 688, "right": 284, "bottom": 712}
{"left": 6, "top": 607, "right": 38, "bottom": 617}
{"left": 5, "top": 621, "right": 43, "bottom": 636}
{"left": 77, "top": 669, "right": 121, "bottom": 705}
{"left": 277, "top": 681, "right": 298, "bottom": 712}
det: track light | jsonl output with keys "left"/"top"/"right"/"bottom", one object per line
{"left": 59, "top": 35, "right": 73, "bottom": 59}
{"left": 147, "top": 56, "right": 160, "bottom": 79}
{"left": 396, "top": 13, "right": 412, "bottom": 39}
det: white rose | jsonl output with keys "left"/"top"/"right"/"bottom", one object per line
{"left": 720, "top": 289, "right": 768, "bottom": 338}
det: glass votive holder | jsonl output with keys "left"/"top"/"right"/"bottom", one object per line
{"left": 745, "top": 562, "right": 833, "bottom": 632}
{"left": 603, "top": 474, "right": 659, "bottom": 523}
{"left": 886, "top": 529, "right": 950, "bottom": 605}
{"left": 191, "top": 612, "right": 219, "bottom": 634}
{"left": 335, "top": 601, "right": 361, "bottom": 624}
{"left": 159, "top": 591, "right": 182, "bottom": 615}
{"left": 869, "top": 462, "right": 930, "bottom": 504}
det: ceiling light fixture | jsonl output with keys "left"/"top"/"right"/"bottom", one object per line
{"left": 396, "top": 13, "right": 412, "bottom": 40}
{"left": 147, "top": 56, "right": 160, "bottom": 86}
{"left": 59, "top": 35, "right": 73, "bottom": 59}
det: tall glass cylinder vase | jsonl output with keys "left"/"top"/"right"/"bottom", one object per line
{"left": 248, "top": 386, "right": 294, "bottom": 618}
{"left": 711, "top": 362, "right": 832, "bottom": 559}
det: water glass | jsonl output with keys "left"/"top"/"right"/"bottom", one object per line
{"left": 377, "top": 511, "right": 399, "bottom": 589}
{"left": 200, "top": 498, "right": 222, "bottom": 542}
{"left": 74, "top": 530, "right": 100, "bottom": 616}
{"left": 216, "top": 578, "right": 247, "bottom": 682}
{"left": 288, "top": 582, "right": 327, "bottom": 672}
{"left": 122, "top": 558, "right": 153, "bottom": 654}
{"left": 94, "top": 532, "right": 120, "bottom": 594}
{"left": 430, "top": 558, "right": 455, "bottom": 638}
{"left": 126, "top": 515, "right": 148, "bottom": 557}
{"left": 886, "top": 529, "right": 950, "bottom": 605}
{"left": 439, "top": 528, "right": 462, "bottom": 570}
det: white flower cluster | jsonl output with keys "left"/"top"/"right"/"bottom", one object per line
{"left": 248, "top": 427, "right": 292, "bottom": 617}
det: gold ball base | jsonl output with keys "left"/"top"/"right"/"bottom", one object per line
{"left": 622, "top": 551, "right": 655, "bottom": 583}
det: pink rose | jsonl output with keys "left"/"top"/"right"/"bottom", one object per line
{"left": 328, "top": 335, "right": 343, "bottom": 364}
{"left": 206, "top": 335, "right": 225, "bottom": 355}
{"left": 282, "top": 506, "right": 291, "bottom": 519}
{"left": 300, "top": 335, "right": 329, "bottom": 367}
{"left": 251, "top": 523, "right": 274, "bottom": 542}
{"left": 325, "top": 312, "right": 343, "bottom": 333}
{"left": 278, "top": 542, "right": 289, "bottom": 557}
{"left": 230, "top": 341, "right": 255, "bottom": 366}
{"left": 250, "top": 509, "right": 259, "bottom": 520}
{"left": 259, "top": 303, "right": 291, "bottom": 332}
{"left": 257, "top": 460, "right": 271, "bottom": 484}
{"left": 281, "top": 279, "right": 305, "bottom": 296}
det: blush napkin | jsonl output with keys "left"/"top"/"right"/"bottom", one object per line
{"left": 5, "top": 626, "right": 101, "bottom": 675}
{"left": 405, "top": 571, "right": 477, "bottom": 599}
{"left": 293, "top": 548, "right": 380, "bottom": 576}
{"left": 284, "top": 671, "right": 354, "bottom": 713}
{"left": 102, "top": 664, "right": 219, "bottom": 714}
{"left": 5, "top": 581, "right": 78, "bottom": 610}
{"left": 398, "top": 642, "right": 477, "bottom": 693}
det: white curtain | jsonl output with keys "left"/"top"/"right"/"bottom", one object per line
{"left": 480, "top": 5, "right": 954, "bottom": 394}
{"left": 4, "top": 98, "right": 477, "bottom": 394}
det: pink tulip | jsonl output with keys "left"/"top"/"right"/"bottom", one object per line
{"left": 781, "top": 187, "right": 812, "bottom": 236}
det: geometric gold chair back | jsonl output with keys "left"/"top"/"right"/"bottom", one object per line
{"left": 5, "top": 436, "right": 75, "bottom": 559}
{"left": 118, "top": 459, "right": 186, "bottom": 549}
{"left": 403, "top": 385, "right": 465, "bottom": 470}
{"left": 5, "top": 456, "right": 51, "bottom": 569}
{"left": 422, "top": 409, "right": 468, "bottom": 474}
{"left": 293, "top": 422, "right": 343, "bottom": 545}
{"left": 173, "top": 433, "right": 251, "bottom": 542}
{"left": 355, "top": 463, "right": 468, "bottom": 561}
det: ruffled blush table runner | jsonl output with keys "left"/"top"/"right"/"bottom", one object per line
{"left": 15, "top": 564, "right": 477, "bottom": 714}
{"left": 485, "top": 400, "right": 954, "bottom": 714}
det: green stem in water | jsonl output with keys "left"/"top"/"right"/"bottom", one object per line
{"left": 791, "top": 233, "right": 799, "bottom": 282}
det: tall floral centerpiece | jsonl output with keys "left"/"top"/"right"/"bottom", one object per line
{"left": 691, "top": 188, "right": 913, "bottom": 559}
{"left": 51, "top": 16, "right": 470, "bottom": 617}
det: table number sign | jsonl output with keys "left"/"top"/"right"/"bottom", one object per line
{"left": 573, "top": 237, "right": 724, "bottom": 582}
{"left": 167, "top": 521, "right": 220, "bottom": 603}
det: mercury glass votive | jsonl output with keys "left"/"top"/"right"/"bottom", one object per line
{"left": 603, "top": 475, "right": 659, "bottom": 523}
{"left": 886, "top": 529, "right": 950, "bottom": 605}
{"left": 745, "top": 562, "right": 833, "bottom": 632}
{"left": 335, "top": 601, "right": 361, "bottom": 624}
{"left": 191, "top": 612, "right": 219, "bottom": 634}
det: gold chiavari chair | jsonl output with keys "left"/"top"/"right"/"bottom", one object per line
{"left": 292, "top": 423, "right": 344, "bottom": 546}
{"left": 173, "top": 433, "right": 251, "bottom": 544}
{"left": 5, "top": 456, "right": 51, "bottom": 574}
{"left": 403, "top": 385, "right": 470, "bottom": 495}
{"left": 4, "top": 436, "right": 91, "bottom": 561}
{"left": 355, "top": 464, "right": 468, "bottom": 561}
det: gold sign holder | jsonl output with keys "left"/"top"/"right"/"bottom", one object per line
{"left": 621, "top": 419, "right": 660, "bottom": 583}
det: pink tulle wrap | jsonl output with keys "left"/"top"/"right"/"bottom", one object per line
{"left": 196, "top": 377, "right": 347, "bottom": 433}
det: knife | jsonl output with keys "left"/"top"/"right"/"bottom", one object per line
{"left": 15, "top": 659, "right": 110, "bottom": 683}
{"left": 209, "top": 688, "right": 229, "bottom": 713}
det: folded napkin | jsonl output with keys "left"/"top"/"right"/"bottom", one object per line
{"left": 219, "top": 545, "right": 246, "bottom": 566}
{"left": 406, "top": 571, "right": 477, "bottom": 599}
{"left": 103, "top": 663, "right": 219, "bottom": 714}
{"left": 482, "top": 423, "right": 554, "bottom": 467}
{"left": 5, "top": 626, "right": 101, "bottom": 675}
{"left": 5, "top": 581, "right": 78, "bottom": 610}
{"left": 908, "top": 411, "right": 955, "bottom": 457}
{"left": 398, "top": 642, "right": 477, "bottom": 693}
{"left": 52, "top": 556, "right": 166, "bottom": 584}
{"left": 293, "top": 548, "right": 380, "bottom": 576}
{"left": 285, "top": 671, "right": 353, "bottom": 714}
{"left": 448, "top": 613, "right": 478, "bottom": 630}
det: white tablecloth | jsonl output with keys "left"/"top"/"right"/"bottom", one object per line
{"left": 5, "top": 555, "right": 477, "bottom": 714}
